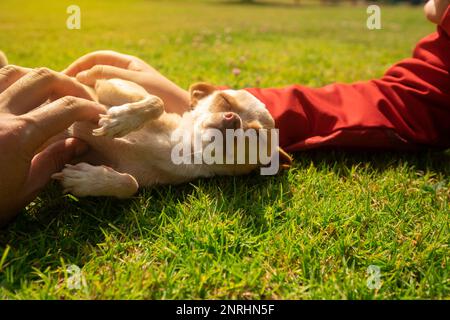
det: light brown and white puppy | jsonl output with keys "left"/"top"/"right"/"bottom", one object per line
{"left": 52, "top": 79, "right": 292, "bottom": 198}
{"left": 1, "top": 52, "right": 292, "bottom": 198}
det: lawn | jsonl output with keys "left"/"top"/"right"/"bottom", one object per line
{"left": 0, "top": 0, "right": 448, "bottom": 299}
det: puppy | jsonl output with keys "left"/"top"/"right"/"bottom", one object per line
{"left": 1, "top": 52, "right": 292, "bottom": 198}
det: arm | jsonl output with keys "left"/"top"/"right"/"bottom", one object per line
{"left": 245, "top": 4, "right": 450, "bottom": 152}
{"left": 64, "top": 51, "right": 190, "bottom": 115}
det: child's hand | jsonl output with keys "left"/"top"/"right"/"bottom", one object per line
{"left": 424, "top": 0, "right": 450, "bottom": 24}
{"left": 64, "top": 50, "right": 190, "bottom": 115}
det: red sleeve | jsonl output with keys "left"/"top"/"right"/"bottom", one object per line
{"left": 246, "top": 6, "right": 450, "bottom": 152}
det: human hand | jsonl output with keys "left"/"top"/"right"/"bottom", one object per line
{"left": 64, "top": 50, "right": 190, "bottom": 114}
{"left": 0, "top": 66, "right": 106, "bottom": 226}
{"left": 424, "top": 0, "right": 450, "bottom": 24}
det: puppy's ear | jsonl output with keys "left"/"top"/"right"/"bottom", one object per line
{"left": 189, "top": 82, "right": 216, "bottom": 108}
{"left": 259, "top": 129, "right": 293, "bottom": 171}
{"left": 278, "top": 147, "right": 293, "bottom": 169}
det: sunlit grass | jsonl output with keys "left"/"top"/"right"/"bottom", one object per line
{"left": 0, "top": 0, "right": 448, "bottom": 299}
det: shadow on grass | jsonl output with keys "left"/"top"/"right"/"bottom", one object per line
{"left": 0, "top": 171, "right": 291, "bottom": 291}
{"left": 0, "top": 149, "right": 448, "bottom": 291}
{"left": 293, "top": 148, "right": 450, "bottom": 177}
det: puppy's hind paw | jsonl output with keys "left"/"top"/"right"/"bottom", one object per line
{"left": 51, "top": 163, "right": 139, "bottom": 198}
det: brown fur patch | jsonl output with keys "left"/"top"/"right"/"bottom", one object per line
{"left": 189, "top": 82, "right": 216, "bottom": 108}
{"left": 210, "top": 92, "right": 244, "bottom": 113}
{"left": 245, "top": 120, "right": 263, "bottom": 130}
{"left": 278, "top": 147, "right": 293, "bottom": 169}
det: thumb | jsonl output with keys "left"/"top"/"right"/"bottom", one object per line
{"left": 24, "top": 138, "right": 89, "bottom": 197}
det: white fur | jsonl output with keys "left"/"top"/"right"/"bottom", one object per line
{"left": 52, "top": 163, "right": 138, "bottom": 198}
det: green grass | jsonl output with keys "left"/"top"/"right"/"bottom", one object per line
{"left": 0, "top": 0, "right": 449, "bottom": 299}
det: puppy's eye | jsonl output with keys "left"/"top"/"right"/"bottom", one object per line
{"left": 211, "top": 92, "right": 242, "bottom": 113}
{"left": 219, "top": 99, "right": 233, "bottom": 112}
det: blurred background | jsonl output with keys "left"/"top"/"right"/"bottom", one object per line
{"left": 0, "top": 0, "right": 432, "bottom": 90}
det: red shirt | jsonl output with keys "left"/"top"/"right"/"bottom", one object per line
{"left": 246, "top": 6, "right": 450, "bottom": 152}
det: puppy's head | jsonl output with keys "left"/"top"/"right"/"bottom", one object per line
{"left": 187, "top": 82, "right": 292, "bottom": 175}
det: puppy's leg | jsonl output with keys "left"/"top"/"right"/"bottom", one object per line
{"left": 52, "top": 163, "right": 139, "bottom": 198}
{"left": 93, "top": 78, "right": 164, "bottom": 138}
{"left": 93, "top": 94, "right": 164, "bottom": 138}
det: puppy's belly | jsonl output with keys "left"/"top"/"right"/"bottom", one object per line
{"left": 69, "top": 122, "right": 170, "bottom": 186}
{"left": 70, "top": 122, "right": 131, "bottom": 168}
{"left": 68, "top": 121, "right": 194, "bottom": 187}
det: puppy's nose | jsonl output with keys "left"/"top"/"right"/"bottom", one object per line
{"left": 224, "top": 112, "right": 235, "bottom": 120}
{"left": 222, "top": 112, "right": 241, "bottom": 129}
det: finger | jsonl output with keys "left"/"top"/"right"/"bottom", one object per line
{"left": 1, "top": 67, "right": 95, "bottom": 115}
{"left": 0, "top": 65, "right": 32, "bottom": 94}
{"left": 63, "top": 50, "right": 137, "bottom": 76}
{"left": 22, "top": 138, "right": 89, "bottom": 203}
{"left": 76, "top": 65, "right": 142, "bottom": 86}
{"left": 18, "top": 96, "right": 106, "bottom": 154}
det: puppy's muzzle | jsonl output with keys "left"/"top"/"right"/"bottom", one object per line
{"left": 222, "top": 112, "right": 241, "bottom": 130}
{"left": 203, "top": 112, "right": 242, "bottom": 132}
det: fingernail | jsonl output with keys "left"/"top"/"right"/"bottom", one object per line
{"left": 76, "top": 71, "right": 88, "bottom": 82}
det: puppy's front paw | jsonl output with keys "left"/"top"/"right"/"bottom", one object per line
{"left": 92, "top": 96, "right": 164, "bottom": 138}
{"left": 51, "top": 163, "right": 138, "bottom": 198}
{"left": 92, "top": 105, "right": 142, "bottom": 138}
